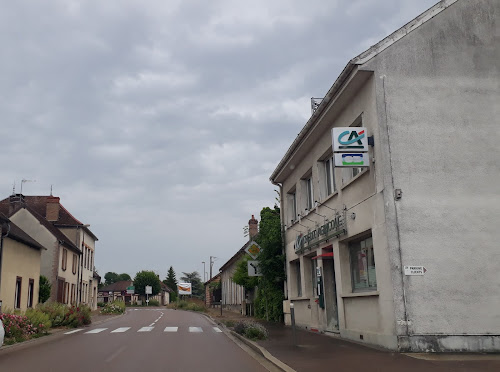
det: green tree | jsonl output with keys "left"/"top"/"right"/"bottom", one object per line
{"left": 163, "top": 266, "right": 178, "bottom": 302}
{"left": 39, "top": 275, "right": 51, "bottom": 303}
{"left": 254, "top": 206, "right": 285, "bottom": 322}
{"left": 104, "top": 272, "right": 119, "bottom": 285}
{"left": 232, "top": 256, "right": 258, "bottom": 290}
{"left": 180, "top": 271, "right": 203, "bottom": 297}
{"left": 133, "top": 270, "right": 161, "bottom": 296}
{"left": 117, "top": 273, "right": 131, "bottom": 281}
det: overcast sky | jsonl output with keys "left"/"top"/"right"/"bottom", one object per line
{"left": 1, "top": 0, "right": 437, "bottom": 282}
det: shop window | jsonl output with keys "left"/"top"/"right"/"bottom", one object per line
{"left": 15, "top": 276, "right": 22, "bottom": 309}
{"left": 27, "top": 279, "right": 34, "bottom": 308}
{"left": 349, "top": 236, "right": 377, "bottom": 291}
{"left": 61, "top": 248, "right": 67, "bottom": 271}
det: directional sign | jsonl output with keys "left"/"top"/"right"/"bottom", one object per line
{"left": 404, "top": 266, "right": 427, "bottom": 276}
{"left": 248, "top": 260, "right": 263, "bottom": 277}
{"left": 245, "top": 241, "right": 262, "bottom": 259}
{"left": 145, "top": 285, "right": 152, "bottom": 294}
{"left": 126, "top": 286, "right": 135, "bottom": 294}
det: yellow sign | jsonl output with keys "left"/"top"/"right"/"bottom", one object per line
{"left": 245, "top": 241, "right": 262, "bottom": 259}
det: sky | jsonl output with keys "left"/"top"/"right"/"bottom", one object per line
{"left": 1, "top": 0, "right": 438, "bottom": 282}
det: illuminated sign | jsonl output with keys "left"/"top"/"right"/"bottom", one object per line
{"left": 334, "top": 153, "right": 370, "bottom": 167}
{"left": 332, "top": 127, "right": 368, "bottom": 152}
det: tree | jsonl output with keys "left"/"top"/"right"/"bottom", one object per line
{"left": 133, "top": 270, "right": 161, "bottom": 297}
{"left": 254, "top": 205, "right": 285, "bottom": 322}
{"left": 163, "top": 266, "right": 178, "bottom": 302}
{"left": 180, "top": 271, "right": 203, "bottom": 297}
{"left": 117, "top": 273, "right": 131, "bottom": 281}
{"left": 39, "top": 275, "right": 51, "bottom": 303}
{"left": 104, "top": 272, "right": 119, "bottom": 285}
{"left": 232, "top": 256, "right": 258, "bottom": 290}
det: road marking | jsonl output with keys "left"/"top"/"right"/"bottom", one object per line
{"left": 164, "top": 327, "right": 178, "bottom": 332}
{"left": 138, "top": 327, "right": 154, "bottom": 332}
{"left": 105, "top": 346, "right": 127, "bottom": 363}
{"left": 64, "top": 329, "right": 83, "bottom": 335}
{"left": 189, "top": 327, "right": 203, "bottom": 333}
{"left": 111, "top": 327, "right": 131, "bottom": 333}
{"left": 213, "top": 327, "right": 222, "bottom": 333}
{"left": 85, "top": 328, "right": 108, "bottom": 334}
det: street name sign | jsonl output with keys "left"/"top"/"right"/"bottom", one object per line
{"left": 404, "top": 266, "right": 427, "bottom": 276}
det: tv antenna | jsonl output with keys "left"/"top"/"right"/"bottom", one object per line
{"left": 21, "top": 179, "right": 36, "bottom": 194}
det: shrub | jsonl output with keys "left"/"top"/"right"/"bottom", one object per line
{"left": 147, "top": 299, "right": 160, "bottom": 306}
{"left": 0, "top": 312, "right": 49, "bottom": 343}
{"left": 234, "top": 321, "right": 268, "bottom": 340}
{"left": 37, "top": 302, "right": 68, "bottom": 327}
{"left": 25, "top": 309, "right": 52, "bottom": 333}
{"left": 97, "top": 302, "right": 105, "bottom": 308}
{"left": 64, "top": 305, "right": 91, "bottom": 328}
{"left": 39, "top": 275, "right": 51, "bottom": 304}
{"left": 222, "top": 319, "right": 236, "bottom": 328}
{"left": 101, "top": 300, "right": 126, "bottom": 314}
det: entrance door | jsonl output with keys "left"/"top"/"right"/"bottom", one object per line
{"left": 323, "top": 259, "right": 339, "bottom": 331}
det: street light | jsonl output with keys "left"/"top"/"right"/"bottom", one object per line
{"left": 202, "top": 262, "right": 206, "bottom": 282}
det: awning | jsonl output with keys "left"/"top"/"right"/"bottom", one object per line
{"left": 312, "top": 252, "right": 334, "bottom": 260}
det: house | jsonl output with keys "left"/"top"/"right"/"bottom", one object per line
{"left": 0, "top": 214, "right": 44, "bottom": 312}
{"left": 204, "top": 273, "right": 221, "bottom": 308}
{"left": 3, "top": 197, "right": 81, "bottom": 305}
{"left": 98, "top": 280, "right": 137, "bottom": 305}
{"left": 0, "top": 194, "right": 99, "bottom": 310}
{"left": 270, "top": 0, "right": 499, "bottom": 352}
{"left": 219, "top": 215, "right": 258, "bottom": 315}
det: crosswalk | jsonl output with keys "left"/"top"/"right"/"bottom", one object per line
{"left": 64, "top": 326, "right": 222, "bottom": 335}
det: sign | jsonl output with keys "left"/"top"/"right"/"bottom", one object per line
{"left": 145, "top": 285, "right": 152, "bottom": 295}
{"left": 334, "top": 153, "right": 370, "bottom": 167}
{"left": 245, "top": 241, "right": 262, "bottom": 259}
{"left": 247, "top": 261, "right": 263, "bottom": 277}
{"left": 178, "top": 283, "right": 192, "bottom": 295}
{"left": 332, "top": 127, "right": 368, "bottom": 152}
{"left": 295, "top": 213, "right": 346, "bottom": 253}
{"left": 126, "top": 286, "right": 135, "bottom": 294}
{"left": 404, "top": 266, "right": 427, "bottom": 276}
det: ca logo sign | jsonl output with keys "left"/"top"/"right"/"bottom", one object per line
{"left": 338, "top": 129, "right": 365, "bottom": 149}
{"left": 332, "top": 127, "right": 368, "bottom": 152}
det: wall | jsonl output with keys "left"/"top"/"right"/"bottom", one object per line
{"left": 364, "top": 0, "right": 500, "bottom": 351}
{"left": 0, "top": 238, "right": 41, "bottom": 312}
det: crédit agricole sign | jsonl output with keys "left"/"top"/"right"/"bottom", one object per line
{"left": 295, "top": 213, "right": 346, "bottom": 253}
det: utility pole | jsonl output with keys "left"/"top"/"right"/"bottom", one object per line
{"left": 202, "top": 261, "right": 206, "bottom": 282}
{"left": 210, "top": 256, "right": 216, "bottom": 280}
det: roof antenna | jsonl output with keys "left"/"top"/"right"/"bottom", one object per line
{"left": 50, "top": 185, "right": 53, "bottom": 196}
{"left": 12, "top": 181, "right": 16, "bottom": 195}
{"left": 20, "top": 179, "right": 36, "bottom": 194}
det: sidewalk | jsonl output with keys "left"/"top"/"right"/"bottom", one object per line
{"left": 251, "top": 323, "right": 500, "bottom": 372}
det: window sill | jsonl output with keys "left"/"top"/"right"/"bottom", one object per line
{"left": 289, "top": 297, "right": 311, "bottom": 301}
{"left": 341, "top": 168, "right": 369, "bottom": 190}
{"left": 341, "top": 291, "right": 379, "bottom": 298}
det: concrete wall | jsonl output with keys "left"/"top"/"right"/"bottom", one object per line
{"left": 364, "top": 0, "right": 500, "bottom": 351}
{"left": 0, "top": 238, "right": 41, "bottom": 312}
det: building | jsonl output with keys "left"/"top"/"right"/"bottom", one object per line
{"left": 270, "top": 0, "right": 499, "bottom": 352}
{"left": 0, "top": 194, "right": 99, "bottom": 310}
{"left": 204, "top": 273, "right": 221, "bottom": 308}
{"left": 98, "top": 280, "right": 138, "bottom": 304}
{"left": 0, "top": 214, "right": 44, "bottom": 312}
{"left": 219, "top": 215, "right": 259, "bottom": 315}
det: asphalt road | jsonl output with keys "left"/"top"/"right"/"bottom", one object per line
{"left": 0, "top": 309, "right": 269, "bottom": 372}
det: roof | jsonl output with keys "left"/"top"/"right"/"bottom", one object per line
{"left": 99, "top": 280, "right": 133, "bottom": 293}
{"left": 204, "top": 272, "right": 221, "bottom": 286}
{"left": 0, "top": 194, "right": 98, "bottom": 241}
{"left": 219, "top": 237, "right": 258, "bottom": 273}
{"left": 2, "top": 218, "right": 45, "bottom": 251}
{"left": 161, "top": 282, "right": 173, "bottom": 293}
{"left": 270, "top": 0, "right": 458, "bottom": 183}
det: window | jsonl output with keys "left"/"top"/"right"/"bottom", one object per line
{"left": 71, "top": 284, "right": 75, "bottom": 304}
{"left": 288, "top": 191, "right": 297, "bottom": 224}
{"left": 294, "top": 261, "right": 302, "bottom": 297}
{"left": 305, "top": 177, "right": 314, "bottom": 211}
{"left": 352, "top": 167, "right": 363, "bottom": 178}
{"left": 84, "top": 247, "right": 87, "bottom": 269}
{"left": 91, "top": 251, "right": 94, "bottom": 271}
{"left": 87, "top": 249, "right": 90, "bottom": 269}
{"left": 72, "top": 254, "right": 77, "bottom": 274}
{"left": 64, "top": 282, "right": 69, "bottom": 303}
{"left": 61, "top": 248, "right": 67, "bottom": 271}
{"left": 349, "top": 236, "right": 376, "bottom": 291}
{"left": 27, "top": 279, "right": 34, "bottom": 308}
{"left": 325, "top": 156, "right": 336, "bottom": 195}
{"left": 15, "top": 277, "right": 22, "bottom": 309}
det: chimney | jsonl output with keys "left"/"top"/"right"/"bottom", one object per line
{"left": 249, "top": 215, "right": 258, "bottom": 239}
{"left": 46, "top": 196, "right": 60, "bottom": 221}
{"left": 9, "top": 194, "right": 25, "bottom": 215}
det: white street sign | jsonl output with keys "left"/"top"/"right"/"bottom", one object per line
{"left": 145, "top": 285, "right": 152, "bottom": 294}
{"left": 404, "top": 266, "right": 427, "bottom": 276}
{"left": 248, "top": 261, "right": 263, "bottom": 277}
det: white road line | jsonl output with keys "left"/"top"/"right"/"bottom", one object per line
{"left": 189, "top": 327, "right": 203, "bottom": 333}
{"left": 85, "top": 328, "right": 108, "bottom": 334}
{"left": 164, "top": 327, "right": 178, "bottom": 332}
{"left": 64, "top": 329, "right": 83, "bottom": 335}
{"left": 213, "top": 327, "right": 222, "bottom": 333}
{"left": 149, "top": 323, "right": 155, "bottom": 327}
{"left": 111, "top": 327, "right": 131, "bottom": 333}
{"left": 138, "top": 327, "right": 154, "bottom": 332}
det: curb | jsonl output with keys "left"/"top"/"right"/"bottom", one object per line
{"left": 201, "top": 313, "right": 296, "bottom": 372}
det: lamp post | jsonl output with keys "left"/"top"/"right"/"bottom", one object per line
{"left": 202, "top": 262, "right": 206, "bottom": 282}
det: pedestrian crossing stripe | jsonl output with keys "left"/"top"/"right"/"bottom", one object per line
{"left": 65, "top": 329, "right": 83, "bottom": 335}
{"left": 213, "top": 327, "right": 222, "bottom": 333}
{"left": 189, "top": 327, "right": 203, "bottom": 333}
{"left": 164, "top": 327, "right": 178, "bottom": 332}
{"left": 138, "top": 327, "right": 154, "bottom": 332}
{"left": 111, "top": 327, "right": 131, "bottom": 333}
{"left": 85, "top": 328, "right": 108, "bottom": 334}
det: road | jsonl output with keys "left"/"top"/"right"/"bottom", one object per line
{"left": 0, "top": 309, "right": 269, "bottom": 372}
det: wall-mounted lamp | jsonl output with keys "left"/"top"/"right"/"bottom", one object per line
{"left": 350, "top": 212, "right": 356, "bottom": 220}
